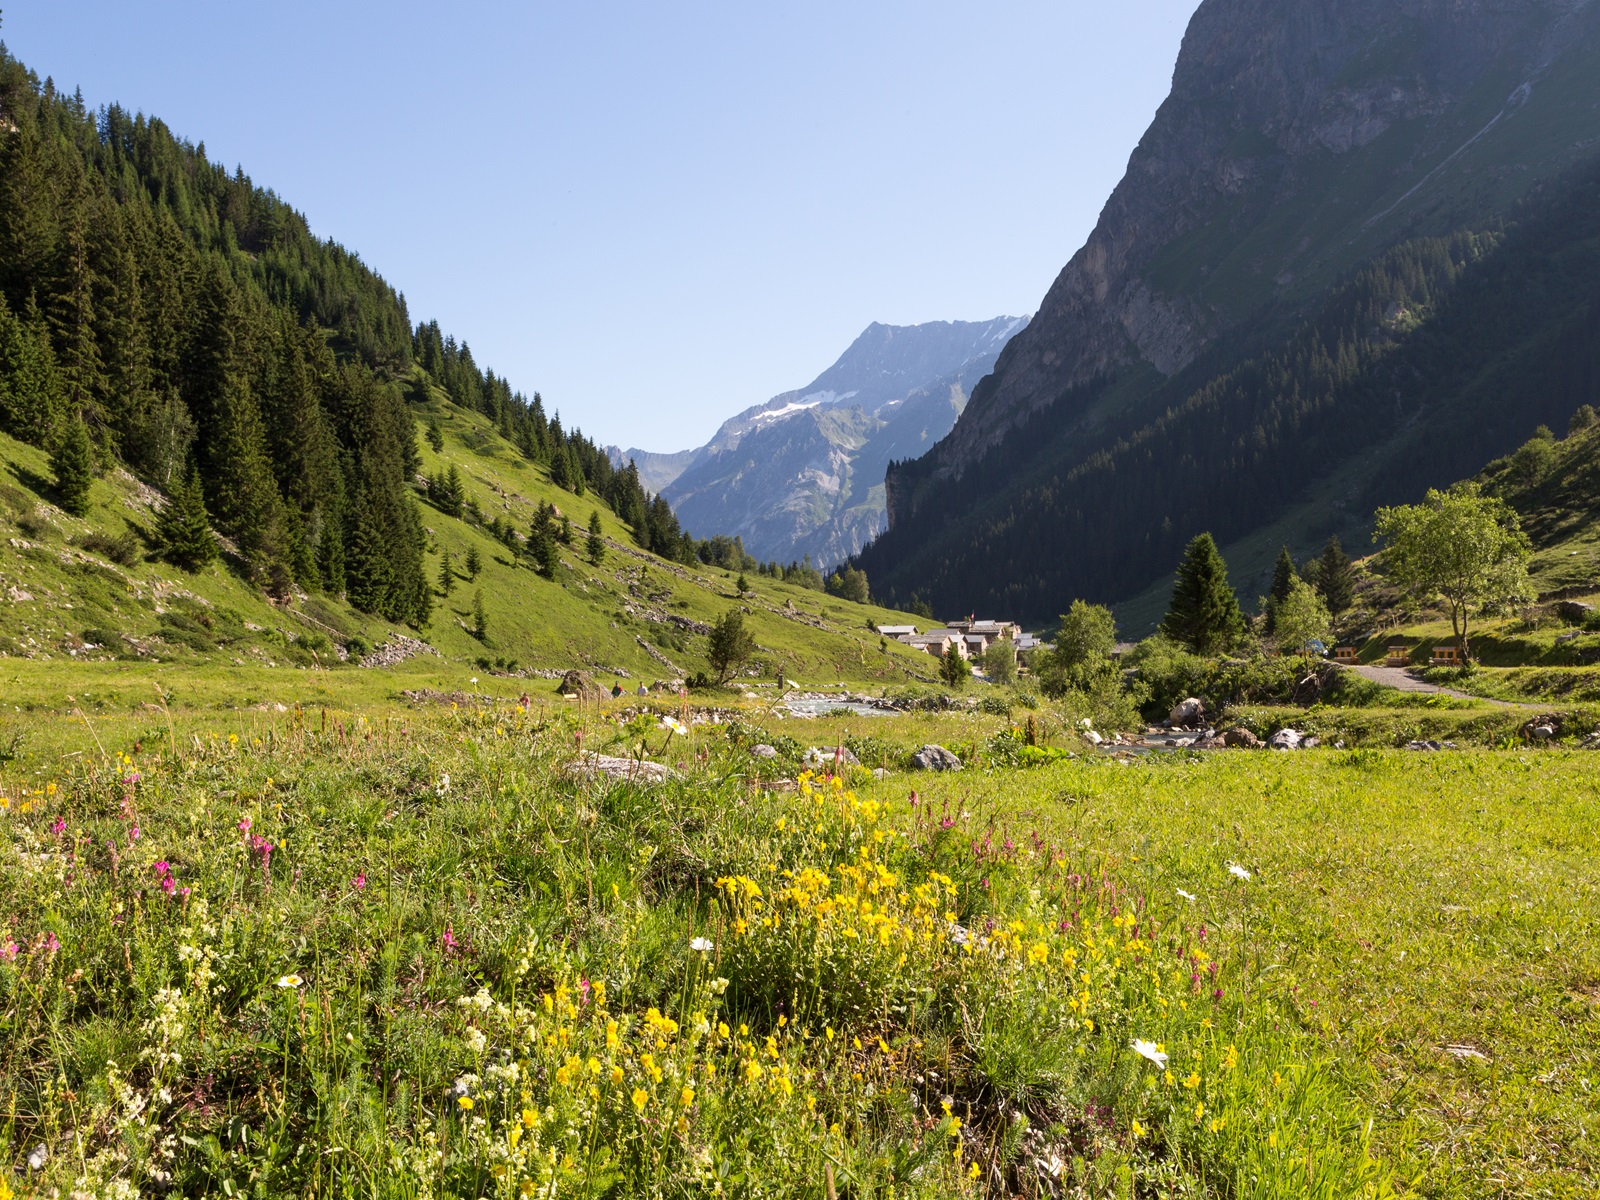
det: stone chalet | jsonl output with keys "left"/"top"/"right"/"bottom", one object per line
{"left": 880, "top": 618, "right": 1025, "bottom": 661}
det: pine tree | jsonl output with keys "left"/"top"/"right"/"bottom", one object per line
{"left": 51, "top": 412, "right": 95, "bottom": 517}
{"left": 154, "top": 461, "right": 217, "bottom": 571}
{"left": 0, "top": 291, "right": 63, "bottom": 446}
{"left": 1311, "top": 536, "right": 1355, "bottom": 620}
{"left": 472, "top": 588, "right": 488, "bottom": 640}
{"left": 586, "top": 510, "right": 605, "bottom": 565}
{"left": 438, "top": 549, "right": 454, "bottom": 597}
{"left": 426, "top": 418, "right": 444, "bottom": 452}
{"left": 736, "top": 572, "right": 749, "bottom": 595}
{"left": 1265, "top": 546, "right": 1297, "bottom": 633}
{"left": 465, "top": 544, "right": 481, "bottom": 580}
{"left": 1161, "top": 533, "right": 1245, "bottom": 655}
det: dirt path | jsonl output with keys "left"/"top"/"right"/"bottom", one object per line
{"left": 1343, "top": 664, "right": 1527, "bottom": 706}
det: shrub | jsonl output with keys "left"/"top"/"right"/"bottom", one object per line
{"left": 75, "top": 529, "right": 141, "bottom": 566}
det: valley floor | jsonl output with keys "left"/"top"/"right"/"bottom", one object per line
{"left": 0, "top": 666, "right": 1595, "bottom": 1198}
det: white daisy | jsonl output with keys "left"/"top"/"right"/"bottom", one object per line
{"left": 1130, "top": 1039, "right": 1168, "bottom": 1069}
{"left": 690, "top": 936, "right": 714, "bottom": 953}
{"left": 1227, "top": 863, "right": 1251, "bottom": 881}
{"left": 1177, "top": 888, "right": 1196, "bottom": 902}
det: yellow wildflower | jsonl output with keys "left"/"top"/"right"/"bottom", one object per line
{"left": 632, "top": 1088, "right": 649, "bottom": 1110}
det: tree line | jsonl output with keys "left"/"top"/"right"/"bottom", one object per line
{"left": 0, "top": 43, "right": 698, "bottom": 622}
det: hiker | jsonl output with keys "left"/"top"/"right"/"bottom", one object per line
{"left": 637, "top": 682, "right": 649, "bottom": 697}
{"left": 611, "top": 681, "right": 623, "bottom": 699}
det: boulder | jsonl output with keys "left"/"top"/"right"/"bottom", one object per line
{"left": 1169, "top": 698, "right": 1206, "bottom": 727}
{"left": 1404, "top": 739, "right": 1458, "bottom": 751}
{"left": 1581, "top": 728, "right": 1600, "bottom": 750}
{"left": 1082, "top": 730, "right": 1104, "bottom": 746}
{"left": 910, "top": 744, "right": 963, "bottom": 771}
{"left": 803, "top": 746, "right": 860, "bottom": 769}
{"left": 749, "top": 744, "right": 779, "bottom": 759}
{"left": 556, "top": 669, "right": 606, "bottom": 700}
{"left": 1268, "top": 728, "right": 1305, "bottom": 751}
{"left": 1223, "top": 728, "right": 1262, "bottom": 749}
{"left": 1556, "top": 600, "right": 1594, "bottom": 625}
{"left": 562, "top": 754, "right": 676, "bottom": 784}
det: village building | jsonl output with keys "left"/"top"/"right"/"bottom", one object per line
{"left": 875, "top": 624, "right": 919, "bottom": 638}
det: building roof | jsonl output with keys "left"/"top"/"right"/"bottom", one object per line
{"left": 876, "top": 625, "right": 919, "bottom": 636}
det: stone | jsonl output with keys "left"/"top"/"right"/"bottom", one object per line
{"left": 1169, "top": 698, "right": 1205, "bottom": 727}
{"left": 872, "top": 767, "right": 892, "bottom": 780}
{"left": 556, "top": 669, "right": 606, "bottom": 700}
{"left": 749, "top": 744, "right": 779, "bottom": 759}
{"left": 803, "top": 746, "right": 860, "bottom": 768}
{"left": 910, "top": 744, "right": 963, "bottom": 772}
{"left": 562, "top": 755, "right": 676, "bottom": 784}
{"left": 1082, "top": 730, "right": 1103, "bottom": 746}
{"left": 1223, "top": 728, "right": 1262, "bottom": 749}
{"left": 1267, "top": 728, "right": 1304, "bottom": 751}
{"left": 1528, "top": 724, "right": 1556, "bottom": 741}
{"left": 1556, "top": 600, "right": 1594, "bottom": 625}
{"left": 1404, "top": 739, "right": 1458, "bottom": 751}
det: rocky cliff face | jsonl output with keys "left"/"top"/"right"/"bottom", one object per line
{"left": 909, "top": 0, "right": 1600, "bottom": 502}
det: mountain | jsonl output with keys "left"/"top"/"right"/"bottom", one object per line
{"left": 857, "top": 0, "right": 1600, "bottom": 625}
{"left": 614, "top": 316, "right": 1027, "bottom": 569}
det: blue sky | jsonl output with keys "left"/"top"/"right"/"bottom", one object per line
{"left": 2, "top": 1, "right": 1199, "bottom": 450}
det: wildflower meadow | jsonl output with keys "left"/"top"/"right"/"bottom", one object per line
{"left": 0, "top": 703, "right": 1595, "bottom": 1198}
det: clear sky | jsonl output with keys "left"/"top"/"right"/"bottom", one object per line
{"left": 1, "top": 1, "right": 1200, "bottom": 451}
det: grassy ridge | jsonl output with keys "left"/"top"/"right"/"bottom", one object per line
{"left": 0, "top": 391, "right": 938, "bottom": 692}
{"left": 0, "top": 698, "right": 1596, "bottom": 1197}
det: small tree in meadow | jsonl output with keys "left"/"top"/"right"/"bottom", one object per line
{"left": 586, "top": 511, "right": 605, "bottom": 565}
{"left": 939, "top": 648, "right": 971, "bottom": 690}
{"left": 1273, "top": 577, "right": 1330, "bottom": 665}
{"left": 1374, "top": 486, "right": 1531, "bottom": 660}
{"left": 52, "top": 413, "right": 95, "bottom": 517}
{"left": 465, "top": 544, "right": 481, "bottom": 580}
{"left": 707, "top": 609, "right": 755, "bottom": 684}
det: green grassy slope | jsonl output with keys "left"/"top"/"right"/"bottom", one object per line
{"left": 0, "top": 391, "right": 941, "bottom": 698}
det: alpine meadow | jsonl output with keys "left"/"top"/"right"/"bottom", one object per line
{"left": 2, "top": 4, "right": 1599, "bottom": 1200}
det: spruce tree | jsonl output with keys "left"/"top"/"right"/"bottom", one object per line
{"left": 426, "top": 418, "right": 444, "bottom": 452}
{"left": 1265, "top": 546, "right": 1297, "bottom": 632}
{"left": 465, "top": 544, "right": 481, "bottom": 580}
{"left": 471, "top": 588, "right": 488, "bottom": 640}
{"left": 438, "top": 548, "right": 454, "bottom": 597}
{"left": 586, "top": 510, "right": 605, "bottom": 565}
{"left": 51, "top": 413, "right": 95, "bottom": 517}
{"left": 1162, "top": 532, "right": 1245, "bottom": 655}
{"left": 1311, "top": 536, "right": 1355, "bottom": 620}
{"left": 155, "top": 462, "right": 217, "bottom": 571}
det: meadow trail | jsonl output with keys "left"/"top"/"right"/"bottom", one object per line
{"left": 1342, "top": 663, "right": 1531, "bottom": 706}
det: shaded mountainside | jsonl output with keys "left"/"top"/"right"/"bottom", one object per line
{"left": 858, "top": 0, "right": 1600, "bottom": 623}
{"left": 616, "top": 317, "right": 1026, "bottom": 569}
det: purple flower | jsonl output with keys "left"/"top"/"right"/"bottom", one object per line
{"left": 352, "top": 873, "right": 366, "bottom": 891}
{"left": 0, "top": 941, "right": 16, "bottom": 961}
{"left": 44, "top": 932, "right": 60, "bottom": 953}
{"left": 128, "top": 825, "right": 141, "bottom": 842}
{"left": 51, "top": 817, "right": 66, "bottom": 836}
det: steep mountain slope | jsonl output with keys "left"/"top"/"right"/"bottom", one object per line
{"left": 859, "top": 0, "right": 1600, "bottom": 622}
{"left": 619, "top": 317, "right": 1025, "bottom": 568}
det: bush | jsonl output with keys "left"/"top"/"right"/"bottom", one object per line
{"left": 81, "top": 626, "right": 122, "bottom": 648}
{"left": 75, "top": 529, "right": 141, "bottom": 566}
{"left": 344, "top": 636, "right": 372, "bottom": 661}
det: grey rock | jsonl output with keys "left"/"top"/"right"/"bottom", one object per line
{"left": 563, "top": 755, "right": 677, "bottom": 784}
{"left": 803, "top": 746, "right": 860, "bottom": 768}
{"left": 910, "top": 744, "right": 963, "bottom": 771}
{"left": 1169, "top": 698, "right": 1205, "bottom": 727}
{"left": 1404, "top": 739, "right": 1458, "bottom": 751}
{"left": 749, "top": 744, "right": 779, "bottom": 759}
{"left": 1556, "top": 600, "right": 1594, "bottom": 625}
{"left": 1267, "top": 728, "right": 1304, "bottom": 751}
{"left": 1223, "top": 728, "right": 1262, "bottom": 749}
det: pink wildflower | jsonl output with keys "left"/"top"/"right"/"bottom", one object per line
{"left": 128, "top": 825, "right": 140, "bottom": 842}
{"left": 352, "top": 873, "right": 366, "bottom": 891}
{"left": 43, "top": 932, "right": 60, "bottom": 953}
{"left": 51, "top": 817, "right": 66, "bottom": 836}
{"left": 0, "top": 941, "right": 16, "bottom": 961}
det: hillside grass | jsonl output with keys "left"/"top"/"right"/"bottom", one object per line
{"left": 0, "top": 399, "right": 940, "bottom": 694}
{"left": 0, "top": 698, "right": 1595, "bottom": 1198}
